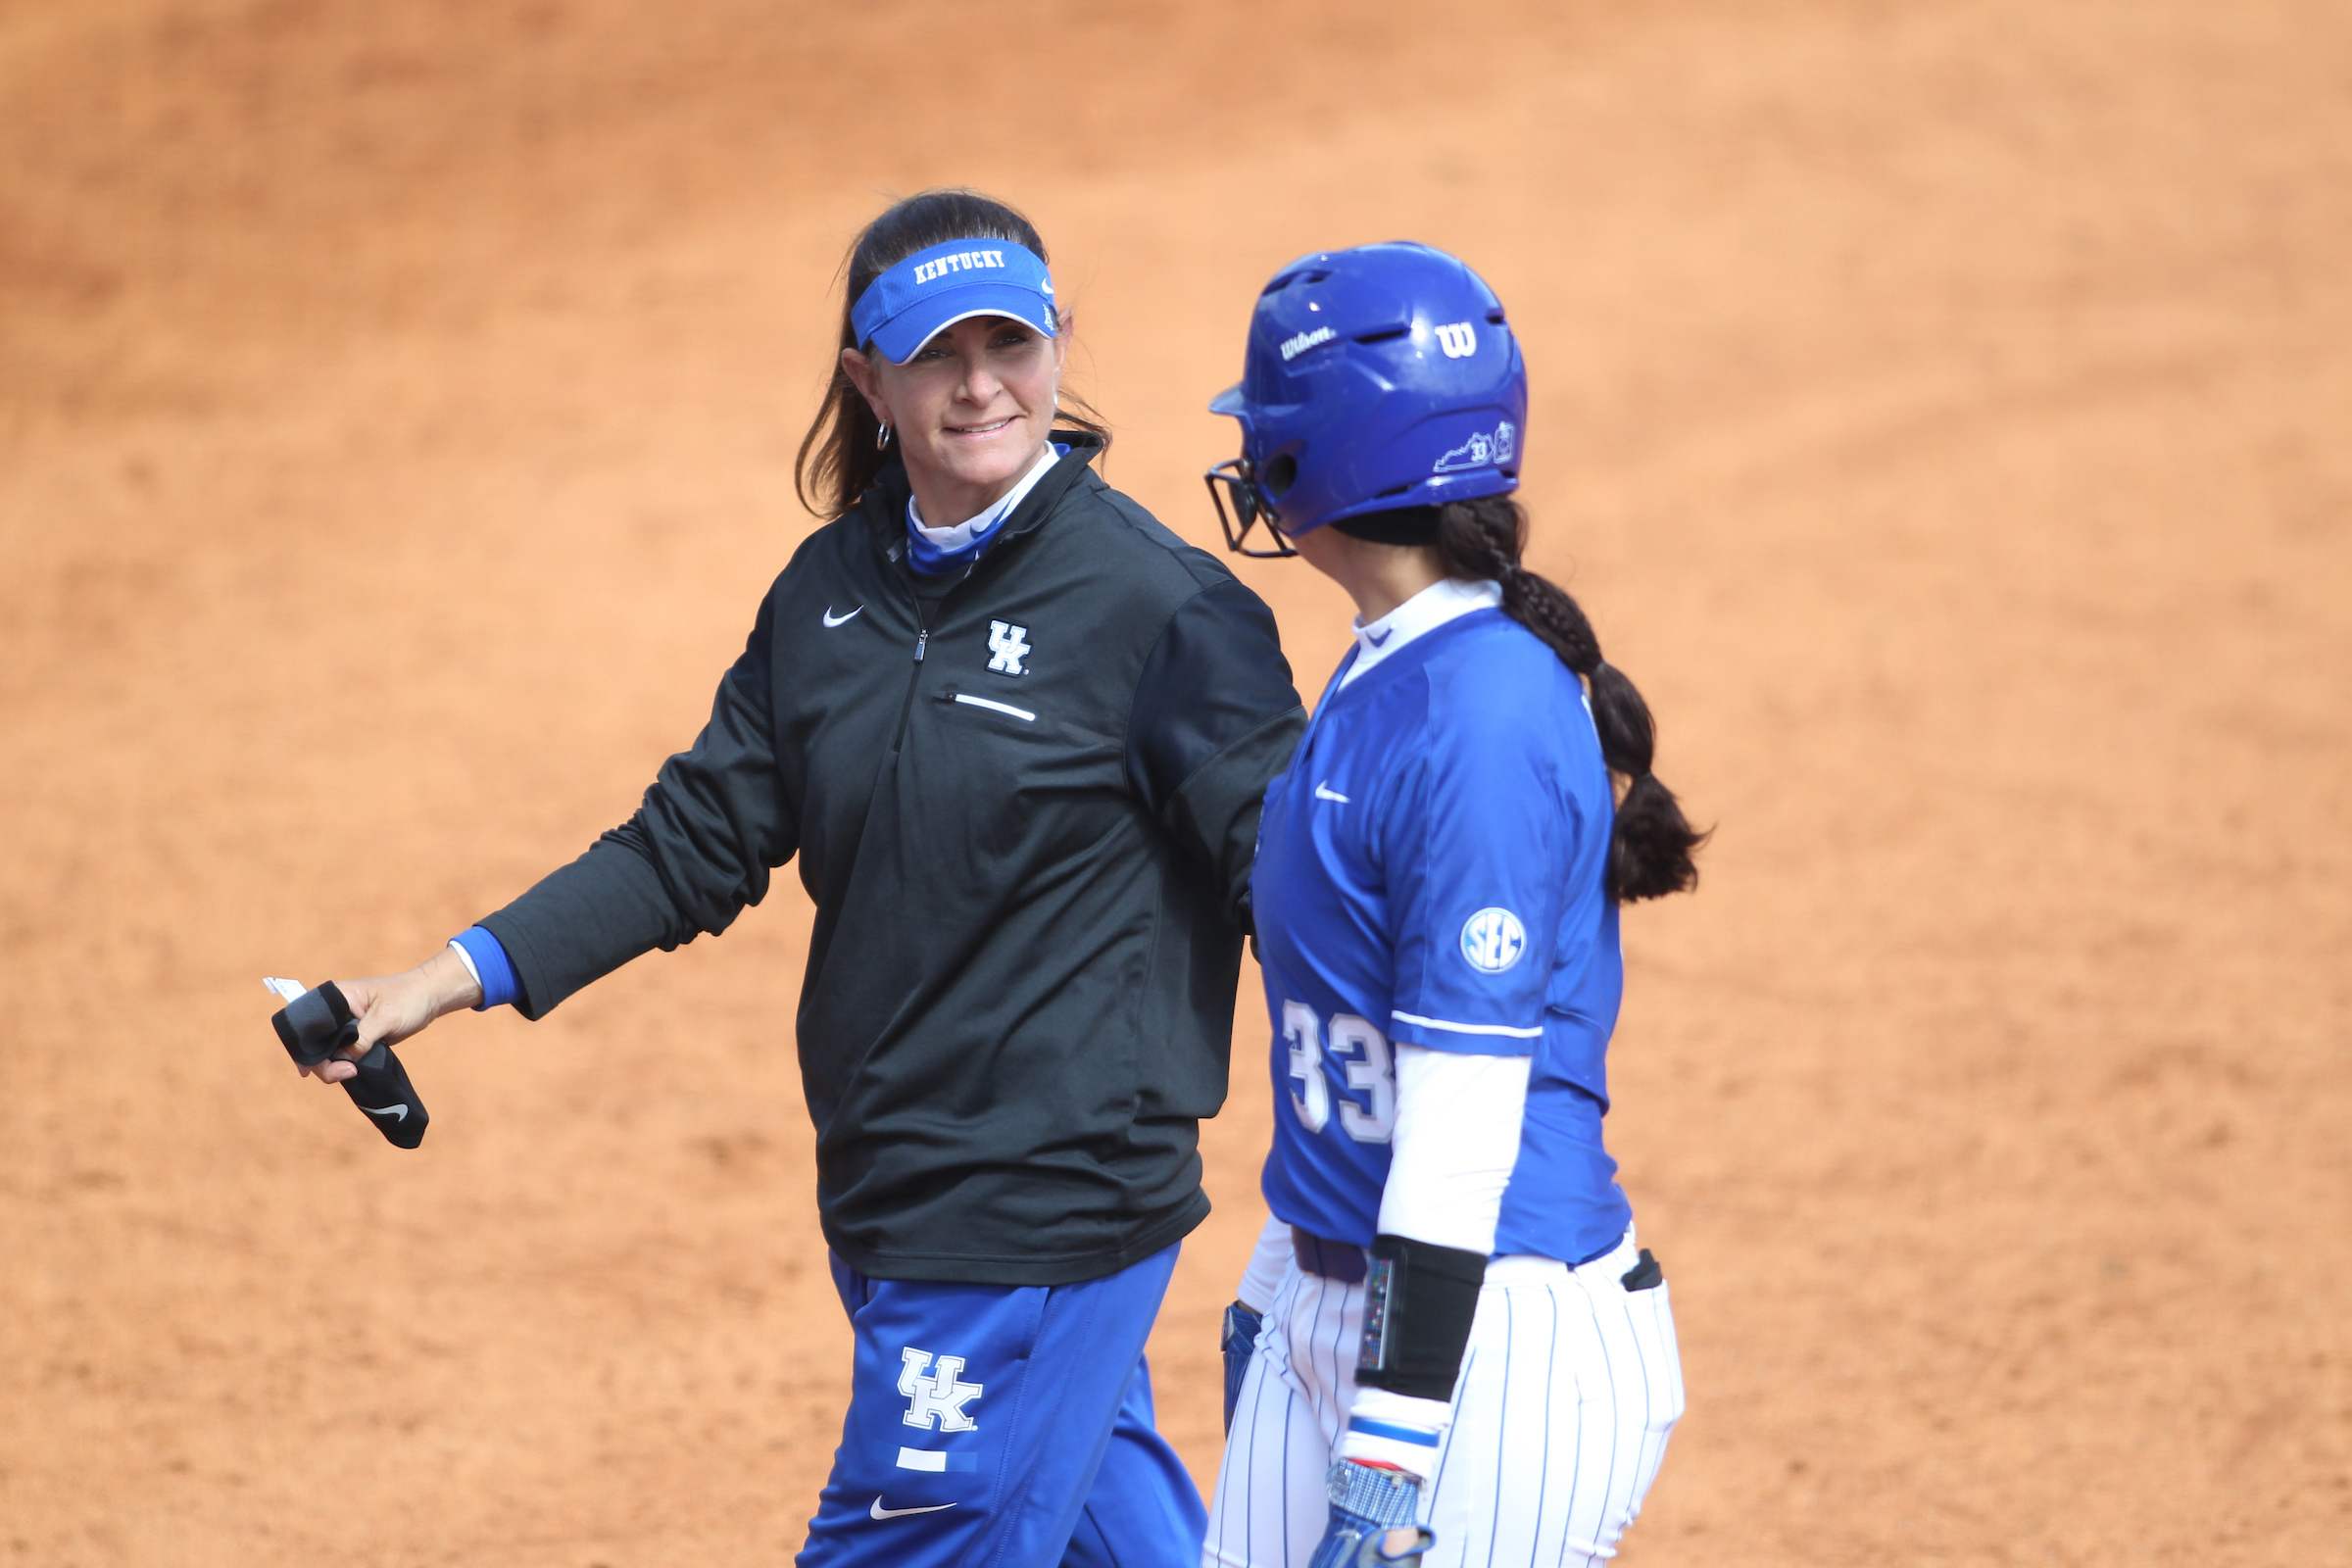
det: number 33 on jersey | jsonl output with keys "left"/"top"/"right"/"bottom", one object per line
{"left": 1281, "top": 1002, "right": 1396, "bottom": 1144}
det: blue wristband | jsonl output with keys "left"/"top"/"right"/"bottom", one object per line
{"left": 449, "top": 926, "right": 519, "bottom": 1011}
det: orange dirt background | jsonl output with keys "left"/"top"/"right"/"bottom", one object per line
{"left": 4, "top": 2, "right": 2349, "bottom": 1563}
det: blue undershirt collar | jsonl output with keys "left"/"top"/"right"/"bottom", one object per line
{"left": 905, "top": 444, "right": 1065, "bottom": 574}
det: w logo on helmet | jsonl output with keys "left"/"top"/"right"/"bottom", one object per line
{"left": 1433, "top": 321, "right": 1479, "bottom": 359}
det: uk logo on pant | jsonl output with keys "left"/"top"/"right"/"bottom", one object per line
{"left": 899, "top": 1348, "right": 983, "bottom": 1432}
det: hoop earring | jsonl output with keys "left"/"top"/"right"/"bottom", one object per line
{"left": 875, "top": 422, "right": 892, "bottom": 451}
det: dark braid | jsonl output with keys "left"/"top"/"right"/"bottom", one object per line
{"left": 1434, "top": 495, "right": 1705, "bottom": 902}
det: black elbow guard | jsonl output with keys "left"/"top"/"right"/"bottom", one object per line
{"left": 1356, "top": 1234, "right": 1489, "bottom": 1401}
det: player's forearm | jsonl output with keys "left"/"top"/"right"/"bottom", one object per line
{"left": 1340, "top": 1047, "right": 1533, "bottom": 1476}
{"left": 1376, "top": 1045, "right": 1530, "bottom": 1252}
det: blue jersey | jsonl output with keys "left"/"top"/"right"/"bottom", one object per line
{"left": 1252, "top": 605, "right": 1634, "bottom": 1266}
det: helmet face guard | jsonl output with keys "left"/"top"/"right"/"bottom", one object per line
{"left": 1205, "top": 242, "right": 1528, "bottom": 552}
{"left": 1201, "top": 458, "right": 1298, "bottom": 558}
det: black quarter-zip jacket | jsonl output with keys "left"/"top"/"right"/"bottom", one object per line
{"left": 479, "top": 436, "right": 1306, "bottom": 1285}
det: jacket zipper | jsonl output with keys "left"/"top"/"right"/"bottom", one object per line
{"left": 895, "top": 625, "right": 929, "bottom": 748}
{"left": 890, "top": 552, "right": 970, "bottom": 751}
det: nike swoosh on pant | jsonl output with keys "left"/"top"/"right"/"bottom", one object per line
{"left": 1315, "top": 783, "right": 1349, "bottom": 803}
{"left": 823, "top": 606, "right": 864, "bottom": 627}
{"left": 363, "top": 1103, "right": 409, "bottom": 1120}
{"left": 869, "top": 1498, "right": 956, "bottom": 1520}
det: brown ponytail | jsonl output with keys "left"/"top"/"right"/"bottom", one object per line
{"left": 1432, "top": 495, "right": 1705, "bottom": 902}
{"left": 793, "top": 188, "right": 1111, "bottom": 517}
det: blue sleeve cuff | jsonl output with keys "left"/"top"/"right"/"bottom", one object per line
{"left": 450, "top": 925, "right": 520, "bottom": 1011}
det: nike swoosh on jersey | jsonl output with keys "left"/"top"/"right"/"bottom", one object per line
{"left": 1364, "top": 628, "right": 1393, "bottom": 647}
{"left": 823, "top": 605, "right": 864, "bottom": 627}
{"left": 869, "top": 1498, "right": 956, "bottom": 1520}
{"left": 363, "top": 1103, "right": 409, "bottom": 1120}
{"left": 1314, "top": 783, "right": 1350, "bottom": 803}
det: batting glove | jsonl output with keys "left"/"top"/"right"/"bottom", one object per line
{"left": 1306, "top": 1459, "right": 1436, "bottom": 1568}
{"left": 1220, "top": 1300, "right": 1263, "bottom": 1434}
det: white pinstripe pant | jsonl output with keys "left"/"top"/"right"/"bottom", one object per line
{"left": 1203, "top": 1230, "right": 1684, "bottom": 1568}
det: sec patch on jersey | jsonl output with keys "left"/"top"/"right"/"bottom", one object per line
{"left": 1458, "top": 907, "right": 1527, "bottom": 973}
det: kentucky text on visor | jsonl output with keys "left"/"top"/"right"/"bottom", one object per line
{"left": 851, "top": 238, "right": 1058, "bottom": 366}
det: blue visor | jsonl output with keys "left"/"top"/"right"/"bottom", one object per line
{"left": 851, "top": 238, "right": 1057, "bottom": 365}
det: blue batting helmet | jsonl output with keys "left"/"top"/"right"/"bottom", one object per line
{"left": 1204, "top": 242, "right": 1525, "bottom": 555}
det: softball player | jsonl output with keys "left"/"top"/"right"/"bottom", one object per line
{"left": 1199, "top": 243, "right": 1704, "bottom": 1568}
{"left": 291, "top": 189, "right": 1306, "bottom": 1566}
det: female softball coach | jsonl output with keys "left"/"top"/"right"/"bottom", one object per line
{"left": 1200, "top": 243, "right": 1703, "bottom": 1568}
{"left": 296, "top": 189, "right": 1305, "bottom": 1567}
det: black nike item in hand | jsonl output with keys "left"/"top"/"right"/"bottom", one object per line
{"left": 270, "top": 981, "right": 429, "bottom": 1150}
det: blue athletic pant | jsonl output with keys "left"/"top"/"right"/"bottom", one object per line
{"left": 796, "top": 1244, "right": 1206, "bottom": 1568}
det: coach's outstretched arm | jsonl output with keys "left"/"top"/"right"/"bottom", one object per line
{"left": 302, "top": 588, "right": 792, "bottom": 1086}
{"left": 483, "top": 590, "right": 795, "bottom": 1018}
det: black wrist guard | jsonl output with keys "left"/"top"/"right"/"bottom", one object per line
{"left": 1356, "top": 1233, "right": 1488, "bottom": 1401}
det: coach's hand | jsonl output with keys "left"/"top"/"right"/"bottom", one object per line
{"left": 299, "top": 947, "right": 482, "bottom": 1084}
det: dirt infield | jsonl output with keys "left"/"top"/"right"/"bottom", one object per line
{"left": 4, "top": 2, "right": 2348, "bottom": 1563}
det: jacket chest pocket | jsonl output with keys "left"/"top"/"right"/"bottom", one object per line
{"left": 944, "top": 689, "right": 1041, "bottom": 726}
{"left": 911, "top": 685, "right": 1132, "bottom": 860}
